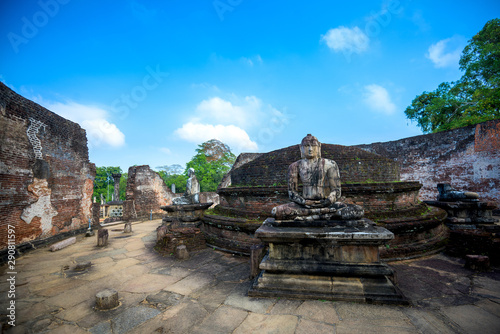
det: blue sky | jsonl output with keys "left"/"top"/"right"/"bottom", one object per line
{"left": 1, "top": 0, "right": 499, "bottom": 173}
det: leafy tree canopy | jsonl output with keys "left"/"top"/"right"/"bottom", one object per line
{"left": 186, "top": 139, "right": 236, "bottom": 192}
{"left": 93, "top": 167, "right": 127, "bottom": 202}
{"left": 157, "top": 164, "right": 188, "bottom": 194}
{"left": 405, "top": 18, "right": 500, "bottom": 133}
{"left": 157, "top": 140, "right": 235, "bottom": 193}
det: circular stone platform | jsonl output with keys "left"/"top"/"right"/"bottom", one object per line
{"left": 203, "top": 144, "right": 447, "bottom": 259}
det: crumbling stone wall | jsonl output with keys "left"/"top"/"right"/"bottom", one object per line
{"left": 199, "top": 192, "right": 219, "bottom": 207}
{"left": 0, "top": 83, "right": 95, "bottom": 251}
{"left": 356, "top": 120, "right": 500, "bottom": 207}
{"left": 123, "top": 165, "right": 176, "bottom": 220}
{"left": 123, "top": 165, "right": 220, "bottom": 221}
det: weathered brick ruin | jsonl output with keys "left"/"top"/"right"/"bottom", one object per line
{"left": 356, "top": 119, "right": 500, "bottom": 208}
{"left": 0, "top": 83, "right": 95, "bottom": 256}
{"left": 123, "top": 165, "right": 175, "bottom": 221}
{"left": 123, "top": 165, "right": 219, "bottom": 222}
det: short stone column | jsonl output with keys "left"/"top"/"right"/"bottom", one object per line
{"left": 97, "top": 229, "right": 108, "bottom": 247}
{"left": 124, "top": 222, "right": 132, "bottom": 233}
{"left": 175, "top": 244, "right": 189, "bottom": 260}
{"left": 250, "top": 244, "right": 265, "bottom": 279}
{"left": 95, "top": 289, "right": 119, "bottom": 310}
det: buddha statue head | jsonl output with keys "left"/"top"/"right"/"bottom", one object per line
{"left": 300, "top": 134, "right": 321, "bottom": 160}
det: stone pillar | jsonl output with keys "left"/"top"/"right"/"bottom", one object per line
{"left": 97, "top": 229, "right": 108, "bottom": 247}
{"left": 171, "top": 184, "right": 176, "bottom": 193}
{"left": 92, "top": 202, "right": 101, "bottom": 227}
{"left": 112, "top": 173, "right": 121, "bottom": 201}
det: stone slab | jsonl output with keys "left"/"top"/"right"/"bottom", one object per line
{"left": 295, "top": 319, "right": 335, "bottom": 334}
{"left": 50, "top": 237, "right": 76, "bottom": 251}
{"left": 255, "top": 218, "right": 394, "bottom": 243}
{"left": 160, "top": 299, "right": 209, "bottom": 333}
{"left": 233, "top": 313, "right": 298, "bottom": 334}
{"left": 296, "top": 300, "right": 340, "bottom": 323}
{"left": 403, "top": 308, "right": 457, "bottom": 334}
{"left": 89, "top": 321, "right": 113, "bottom": 334}
{"left": 270, "top": 299, "right": 303, "bottom": 315}
{"left": 441, "top": 304, "right": 500, "bottom": 334}
{"left": 190, "top": 305, "right": 248, "bottom": 333}
{"left": 111, "top": 306, "right": 161, "bottom": 334}
{"left": 224, "top": 282, "right": 276, "bottom": 313}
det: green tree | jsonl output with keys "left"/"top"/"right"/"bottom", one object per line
{"left": 185, "top": 139, "right": 236, "bottom": 192}
{"left": 405, "top": 18, "right": 500, "bottom": 133}
{"left": 93, "top": 166, "right": 124, "bottom": 202}
{"left": 119, "top": 172, "right": 128, "bottom": 200}
{"left": 157, "top": 164, "right": 188, "bottom": 193}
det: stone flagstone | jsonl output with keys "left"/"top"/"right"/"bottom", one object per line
{"left": 2, "top": 218, "right": 500, "bottom": 334}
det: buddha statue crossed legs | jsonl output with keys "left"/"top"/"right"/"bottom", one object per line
{"left": 272, "top": 134, "right": 364, "bottom": 221}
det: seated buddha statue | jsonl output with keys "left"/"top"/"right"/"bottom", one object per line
{"left": 271, "top": 134, "right": 364, "bottom": 221}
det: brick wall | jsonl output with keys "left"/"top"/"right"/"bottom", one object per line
{"left": 123, "top": 165, "right": 220, "bottom": 220}
{"left": 123, "top": 165, "right": 175, "bottom": 220}
{"left": 229, "top": 144, "right": 400, "bottom": 187}
{"left": 356, "top": 119, "right": 500, "bottom": 207}
{"left": 217, "top": 182, "right": 422, "bottom": 219}
{"left": 0, "top": 83, "right": 95, "bottom": 251}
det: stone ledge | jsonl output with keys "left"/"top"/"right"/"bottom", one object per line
{"left": 161, "top": 202, "right": 213, "bottom": 212}
{"left": 260, "top": 257, "right": 394, "bottom": 276}
{"left": 255, "top": 218, "right": 394, "bottom": 243}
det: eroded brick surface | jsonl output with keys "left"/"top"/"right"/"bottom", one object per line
{"left": 123, "top": 165, "right": 175, "bottom": 221}
{"left": 356, "top": 120, "right": 500, "bottom": 207}
{"left": 0, "top": 83, "right": 95, "bottom": 250}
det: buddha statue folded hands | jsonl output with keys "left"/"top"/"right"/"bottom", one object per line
{"left": 271, "top": 134, "right": 364, "bottom": 221}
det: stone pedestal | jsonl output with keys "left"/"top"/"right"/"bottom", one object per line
{"left": 249, "top": 218, "right": 407, "bottom": 304}
{"left": 161, "top": 203, "right": 213, "bottom": 228}
{"left": 156, "top": 203, "right": 213, "bottom": 254}
{"left": 425, "top": 200, "right": 498, "bottom": 229}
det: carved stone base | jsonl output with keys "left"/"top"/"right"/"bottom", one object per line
{"left": 161, "top": 202, "right": 213, "bottom": 228}
{"left": 249, "top": 218, "right": 407, "bottom": 304}
{"left": 250, "top": 272, "right": 406, "bottom": 304}
{"left": 425, "top": 200, "right": 498, "bottom": 227}
{"left": 156, "top": 225, "right": 206, "bottom": 254}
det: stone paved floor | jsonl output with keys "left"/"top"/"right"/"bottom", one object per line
{"left": 1, "top": 219, "right": 500, "bottom": 333}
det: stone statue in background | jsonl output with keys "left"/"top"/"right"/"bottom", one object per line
{"left": 436, "top": 183, "right": 479, "bottom": 202}
{"left": 272, "top": 134, "right": 364, "bottom": 221}
{"left": 172, "top": 168, "right": 200, "bottom": 205}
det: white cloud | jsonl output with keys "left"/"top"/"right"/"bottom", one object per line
{"left": 174, "top": 94, "right": 291, "bottom": 152}
{"left": 363, "top": 84, "right": 397, "bottom": 115}
{"left": 240, "top": 55, "right": 263, "bottom": 66}
{"left": 321, "top": 26, "right": 369, "bottom": 54}
{"left": 41, "top": 101, "right": 125, "bottom": 148}
{"left": 174, "top": 122, "right": 258, "bottom": 152}
{"left": 426, "top": 37, "right": 464, "bottom": 68}
{"left": 194, "top": 96, "right": 263, "bottom": 129}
